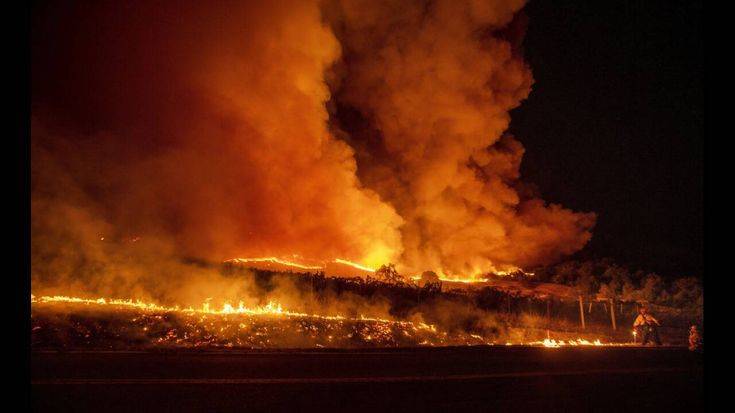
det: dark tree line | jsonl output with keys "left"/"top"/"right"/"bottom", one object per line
{"left": 526, "top": 259, "right": 703, "bottom": 312}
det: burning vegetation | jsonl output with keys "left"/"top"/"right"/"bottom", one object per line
{"left": 32, "top": 0, "right": 593, "bottom": 284}
{"left": 31, "top": 259, "right": 700, "bottom": 350}
{"left": 31, "top": 294, "right": 626, "bottom": 349}
{"left": 31, "top": 0, "right": 702, "bottom": 351}
{"left": 31, "top": 295, "right": 463, "bottom": 349}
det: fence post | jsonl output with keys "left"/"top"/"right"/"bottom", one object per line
{"left": 610, "top": 298, "right": 617, "bottom": 330}
{"left": 578, "top": 295, "right": 586, "bottom": 329}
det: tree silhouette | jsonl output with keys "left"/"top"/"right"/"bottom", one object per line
{"left": 375, "top": 263, "right": 404, "bottom": 284}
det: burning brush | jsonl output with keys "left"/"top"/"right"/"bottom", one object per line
{"left": 31, "top": 295, "right": 472, "bottom": 349}
{"left": 31, "top": 295, "right": 624, "bottom": 349}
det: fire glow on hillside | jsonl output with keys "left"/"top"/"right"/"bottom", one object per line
{"left": 226, "top": 256, "right": 527, "bottom": 283}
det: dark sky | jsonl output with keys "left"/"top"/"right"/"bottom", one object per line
{"left": 509, "top": 0, "right": 703, "bottom": 278}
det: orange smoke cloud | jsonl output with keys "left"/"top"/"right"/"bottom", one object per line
{"left": 32, "top": 0, "right": 593, "bottom": 289}
{"left": 32, "top": 0, "right": 402, "bottom": 271}
{"left": 327, "top": 0, "right": 595, "bottom": 275}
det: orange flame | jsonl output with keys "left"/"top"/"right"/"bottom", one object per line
{"left": 30, "top": 294, "right": 433, "bottom": 330}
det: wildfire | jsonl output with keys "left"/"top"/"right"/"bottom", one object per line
{"left": 226, "top": 257, "right": 378, "bottom": 275}
{"left": 31, "top": 294, "right": 630, "bottom": 349}
{"left": 30, "top": 294, "right": 430, "bottom": 327}
{"left": 31, "top": 294, "right": 479, "bottom": 349}
{"left": 333, "top": 258, "right": 376, "bottom": 273}
{"left": 538, "top": 338, "right": 604, "bottom": 348}
{"left": 226, "top": 257, "right": 323, "bottom": 271}
{"left": 226, "top": 256, "right": 527, "bottom": 283}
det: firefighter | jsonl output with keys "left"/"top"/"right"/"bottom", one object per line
{"left": 688, "top": 325, "right": 701, "bottom": 351}
{"left": 633, "top": 306, "right": 661, "bottom": 345}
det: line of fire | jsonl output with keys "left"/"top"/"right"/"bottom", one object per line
{"left": 31, "top": 254, "right": 700, "bottom": 349}
{"left": 29, "top": 0, "right": 703, "bottom": 410}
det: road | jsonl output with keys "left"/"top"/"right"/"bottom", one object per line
{"left": 32, "top": 346, "right": 703, "bottom": 412}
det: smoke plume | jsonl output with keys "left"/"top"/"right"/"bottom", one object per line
{"left": 32, "top": 0, "right": 594, "bottom": 299}
{"left": 326, "top": 0, "right": 595, "bottom": 275}
{"left": 32, "top": 0, "right": 402, "bottom": 277}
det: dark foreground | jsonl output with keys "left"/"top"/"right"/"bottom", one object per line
{"left": 32, "top": 346, "right": 703, "bottom": 412}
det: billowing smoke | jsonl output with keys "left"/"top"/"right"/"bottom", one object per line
{"left": 32, "top": 0, "right": 594, "bottom": 299}
{"left": 326, "top": 0, "right": 595, "bottom": 275}
{"left": 32, "top": 0, "right": 402, "bottom": 286}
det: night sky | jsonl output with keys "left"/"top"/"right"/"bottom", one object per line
{"left": 510, "top": 0, "right": 703, "bottom": 278}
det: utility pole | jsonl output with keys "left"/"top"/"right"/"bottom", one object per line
{"left": 578, "top": 295, "right": 586, "bottom": 329}
{"left": 610, "top": 298, "right": 617, "bottom": 330}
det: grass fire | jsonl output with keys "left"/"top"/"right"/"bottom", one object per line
{"left": 31, "top": 256, "right": 700, "bottom": 350}
{"left": 29, "top": 0, "right": 702, "bottom": 410}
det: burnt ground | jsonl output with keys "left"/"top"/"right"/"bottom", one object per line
{"left": 32, "top": 346, "right": 703, "bottom": 412}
